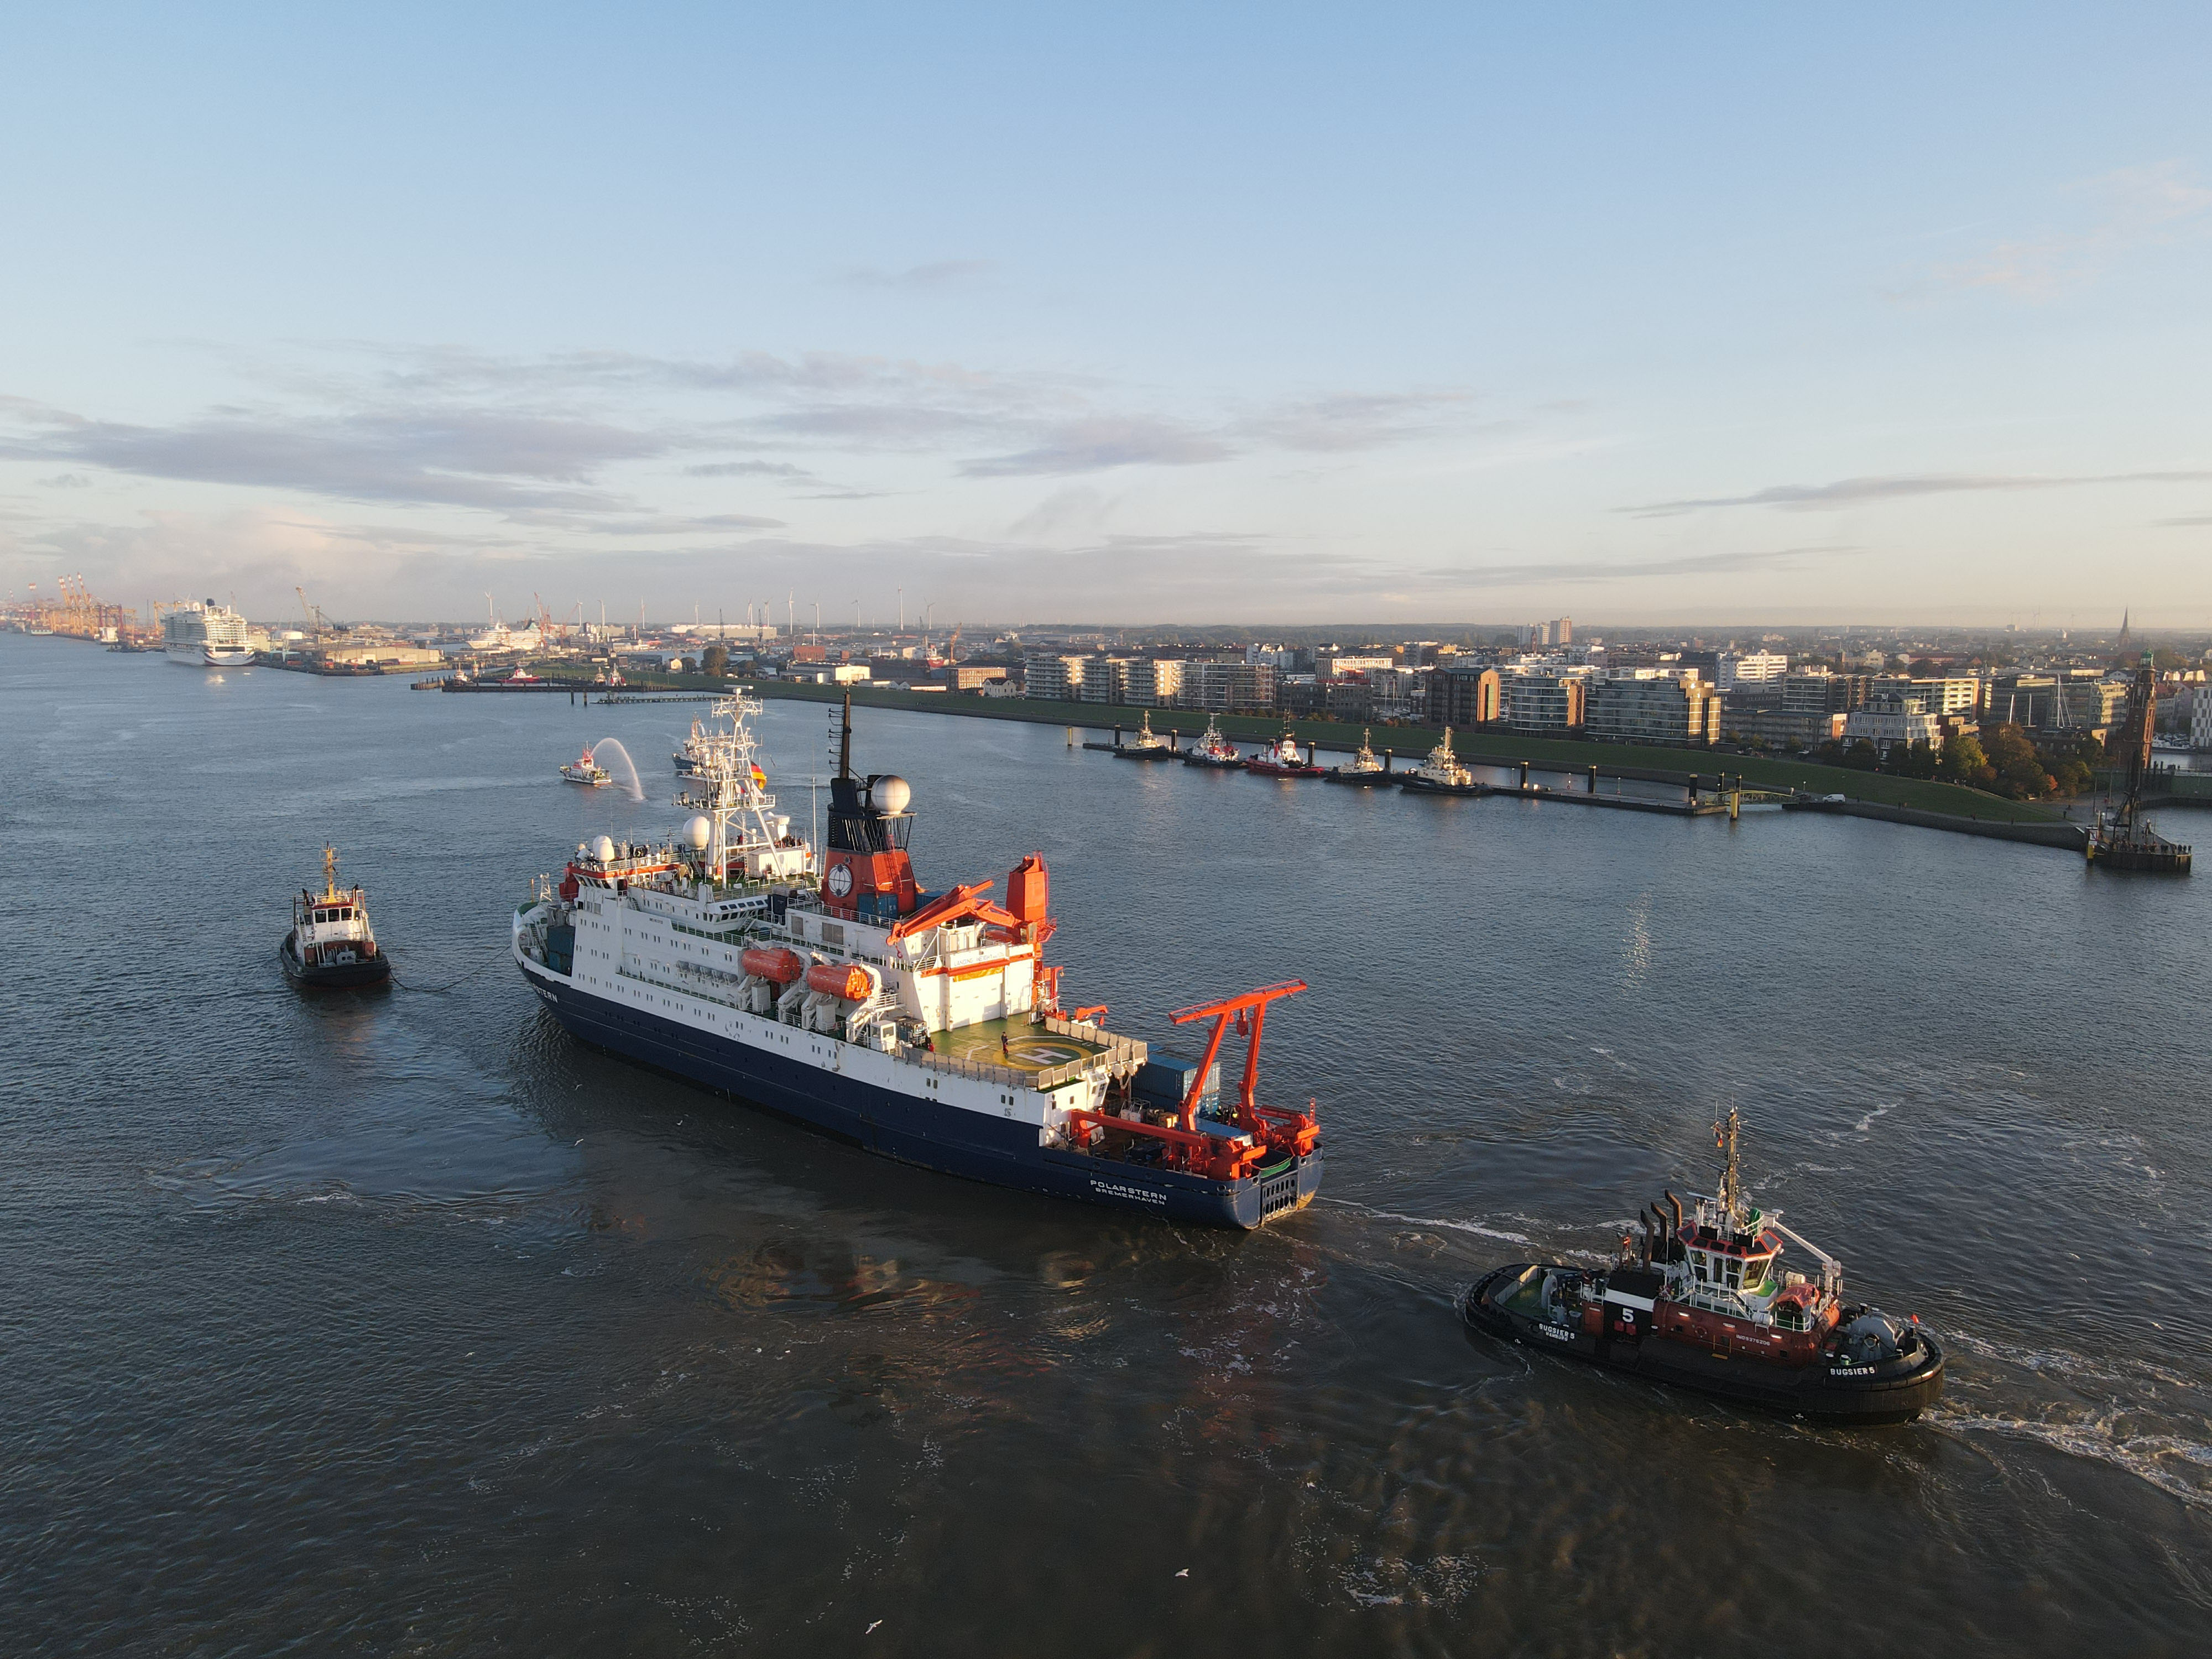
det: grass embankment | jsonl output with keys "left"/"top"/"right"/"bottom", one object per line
{"left": 748, "top": 680, "right": 2064, "bottom": 824}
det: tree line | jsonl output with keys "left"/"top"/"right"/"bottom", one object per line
{"left": 1812, "top": 723, "right": 2107, "bottom": 799}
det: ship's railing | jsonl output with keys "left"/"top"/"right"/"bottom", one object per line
{"left": 624, "top": 963, "right": 745, "bottom": 1013}
{"left": 1042, "top": 1016, "right": 1149, "bottom": 1077}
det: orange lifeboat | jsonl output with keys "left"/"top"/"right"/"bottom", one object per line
{"left": 740, "top": 947, "right": 805, "bottom": 983}
{"left": 805, "top": 962, "right": 878, "bottom": 1001}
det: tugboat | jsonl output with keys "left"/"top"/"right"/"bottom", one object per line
{"left": 1113, "top": 710, "right": 1178, "bottom": 760}
{"left": 511, "top": 694, "right": 1324, "bottom": 1227}
{"left": 1244, "top": 720, "right": 1324, "bottom": 778}
{"left": 1325, "top": 728, "right": 1394, "bottom": 786}
{"left": 1397, "top": 727, "right": 1482, "bottom": 796}
{"left": 1460, "top": 1110, "right": 1944, "bottom": 1425}
{"left": 2087, "top": 655, "right": 2192, "bottom": 874}
{"left": 560, "top": 744, "right": 612, "bottom": 787}
{"left": 1181, "top": 713, "right": 1246, "bottom": 769}
{"left": 280, "top": 848, "right": 392, "bottom": 989}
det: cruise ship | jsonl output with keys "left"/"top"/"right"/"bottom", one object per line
{"left": 511, "top": 695, "right": 1324, "bottom": 1227}
{"left": 164, "top": 599, "right": 256, "bottom": 667}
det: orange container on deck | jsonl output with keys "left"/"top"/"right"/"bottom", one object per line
{"left": 740, "top": 947, "right": 805, "bottom": 984}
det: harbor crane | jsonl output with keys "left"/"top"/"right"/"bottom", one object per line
{"left": 295, "top": 585, "right": 344, "bottom": 644}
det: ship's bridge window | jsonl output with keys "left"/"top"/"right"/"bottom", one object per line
{"left": 1741, "top": 1258, "right": 1771, "bottom": 1292}
{"left": 1691, "top": 1254, "right": 1710, "bottom": 1283}
{"left": 1724, "top": 1257, "right": 1743, "bottom": 1289}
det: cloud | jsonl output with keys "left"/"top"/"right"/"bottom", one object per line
{"left": 1233, "top": 390, "right": 1474, "bottom": 453}
{"left": 1907, "top": 161, "right": 2212, "bottom": 301}
{"left": 1426, "top": 545, "right": 1858, "bottom": 586}
{"left": 834, "top": 259, "right": 993, "bottom": 290}
{"left": 575, "top": 513, "right": 785, "bottom": 536}
{"left": 961, "top": 418, "right": 1233, "bottom": 477}
{"left": 685, "top": 459, "right": 818, "bottom": 480}
{"left": 0, "top": 400, "right": 662, "bottom": 513}
{"left": 1624, "top": 469, "right": 2212, "bottom": 517}
{"left": 1008, "top": 485, "right": 1113, "bottom": 540}
{"left": 37, "top": 473, "right": 93, "bottom": 488}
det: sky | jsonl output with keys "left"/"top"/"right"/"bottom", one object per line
{"left": 2, "top": 4, "right": 2209, "bottom": 630}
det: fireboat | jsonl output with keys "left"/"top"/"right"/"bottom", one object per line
{"left": 1459, "top": 1110, "right": 1944, "bottom": 1424}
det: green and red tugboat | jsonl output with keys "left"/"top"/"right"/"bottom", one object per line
{"left": 1460, "top": 1110, "right": 1944, "bottom": 1425}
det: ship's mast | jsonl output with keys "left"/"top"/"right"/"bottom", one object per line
{"left": 2118, "top": 650, "right": 2156, "bottom": 832}
{"left": 1715, "top": 1106, "right": 1744, "bottom": 1232}
{"left": 322, "top": 846, "right": 340, "bottom": 902}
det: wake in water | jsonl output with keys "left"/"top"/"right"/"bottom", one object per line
{"left": 1317, "top": 1197, "right": 1532, "bottom": 1246}
{"left": 588, "top": 737, "right": 645, "bottom": 801}
{"left": 1926, "top": 1328, "right": 2212, "bottom": 1511}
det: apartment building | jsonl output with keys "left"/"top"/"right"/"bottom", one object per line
{"left": 1584, "top": 671, "right": 1721, "bottom": 746}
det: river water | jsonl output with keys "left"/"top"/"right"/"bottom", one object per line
{"left": 4, "top": 636, "right": 2207, "bottom": 1656}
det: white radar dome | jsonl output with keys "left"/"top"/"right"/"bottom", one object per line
{"left": 686, "top": 815, "right": 712, "bottom": 849}
{"left": 870, "top": 775, "right": 912, "bottom": 815}
{"left": 592, "top": 834, "right": 616, "bottom": 862}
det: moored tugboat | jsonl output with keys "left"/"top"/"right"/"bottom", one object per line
{"left": 1460, "top": 1110, "right": 1944, "bottom": 1424}
{"left": 1181, "top": 713, "right": 1246, "bottom": 769}
{"left": 1324, "top": 728, "right": 1393, "bottom": 786}
{"left": 1244, "top": 719, "right": 1324, "bottom": 778}
{"left": 281, "top": 848, "right": 392, "bottom": 989}
{"left": 1113, "top": 710, "right": 1178, "bottom": 760}
{"left": 1397, "top": 728, "right": 1482, "bottom": 796}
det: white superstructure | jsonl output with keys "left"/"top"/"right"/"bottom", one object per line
{"left": 164, "top": 599, "right": 256, "bottom": 667}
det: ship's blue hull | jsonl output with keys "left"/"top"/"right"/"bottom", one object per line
{"left": 519, "top": 963, "right": 1320, "bottom": 1228}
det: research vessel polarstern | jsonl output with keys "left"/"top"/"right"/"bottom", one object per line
{"left": 1460, "top": 1110, "right": 1944, "bottom": 1424}
{"left": 512, "top": 694, "right": 1324, "bottom": 1227}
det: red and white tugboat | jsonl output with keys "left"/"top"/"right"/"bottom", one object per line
{"left": 1244, "top": 720, "right": 1323, "bottom": 778}
{"left": 280, "top": 847, "right": 392, "bottom": 989}
{"left": 1459, "top": 1110, "right": 1944, "bottom": 1424}
{"left": 1181, "top": 713, "right": 1246, "bottom": 770}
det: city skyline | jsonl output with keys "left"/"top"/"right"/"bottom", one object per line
{"left": 4, "top": 7, "right": 2210, "bottom": 626}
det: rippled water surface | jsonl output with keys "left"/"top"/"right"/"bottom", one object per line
{"left": 4, "top": 635, "right": 2208, "bottom": 1656}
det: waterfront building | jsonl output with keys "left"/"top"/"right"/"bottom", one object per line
{"left": 1427, "top": 662, "right": 1503, "bottom": 727}
{"left": 1125, "top": 658, "right": 1186, "bottom": 707}
{"left": 951, "top": 665, "right": 1009, "bottom": 691}
{"left": 1500, "top": 668, "right": 1589, "bottom": 734}
{"left": 1724, "top": 708, "right": 1847, "bottom": 749}
{"left": 1585, "top": 671, "right": 1721, "bottom": 747}
{"left": 1077, "top": 655, "right": 1135, "bottom": 705}
{"left": 1022, "top": 653, "right": 1088, "bottom": 701}
{"left": 1185, "top": 660, "right": 1277, "bottom": 713}
{"left": 1843, "top": 695, "right": 1942, "bottom": 754}
{"left": 2194, "top": 685, "right": 2212, "bottom": 752}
